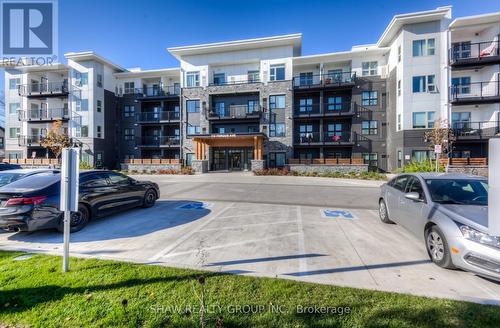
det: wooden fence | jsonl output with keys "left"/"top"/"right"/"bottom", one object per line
{"left": 439, "top": 157, "right": 488, "bottom": 166}
{"left": 124, "top": 159, "right": 181, "bottom": 165}
{"left": 288, "top": 158, "right": 365, "bottom": 165}
{"left": 3, "top": 158, "right": 59, "bottom": 165}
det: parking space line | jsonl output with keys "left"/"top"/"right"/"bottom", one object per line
{"left": 148, "top": 203, "right": 235, "bottom": 262}
{"left": 217, "top": 211, "right": 285, "bottom": 219}
{"left": 296, "top": 206, "right": 308, "bottom": 274}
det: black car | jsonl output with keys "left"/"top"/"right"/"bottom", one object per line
{"left": 0, "top": 170, "right": 160, "bottom": 232}
{"left": 0, "top": 163, "right": 22, "bottom": 171}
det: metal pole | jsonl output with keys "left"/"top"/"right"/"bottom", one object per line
{"left": 62, "top": 210, "right": 70, "bottom": 272}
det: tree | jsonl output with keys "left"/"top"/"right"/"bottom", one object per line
{"left": 424, "top": 118, "right": 456, "bottom": 170}
{"left": 40, "top": 120, "right": 71, "bottom": 159}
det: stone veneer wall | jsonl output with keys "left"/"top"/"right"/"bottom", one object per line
{"left": 447, "top": 165, "right": 488, "bottom": 177}
{"left": 120, "top": 163, "right": 182, "bottom": 173}
{"left": 289, "top": 164, "right": 368, "bottom": 174}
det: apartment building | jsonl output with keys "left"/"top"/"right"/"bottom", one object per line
{"left": 3, "top": 6, "right": 499, "bottom": 172}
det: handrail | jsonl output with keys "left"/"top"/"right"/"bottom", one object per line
{"left": 209, "top": 78, "right": 261, "bottom": 86}
{"left": 18, "top": 81, "right": 68, "bottom": 96}
{"left": 135, "top": 85, "right": 180, "bottom": 97}
{"left": 139, "top": 136, "right": 180, "bottom": 146}
{"left": 18, "top": 108, "right": 69, "bottom": 121}
{"left": 208, "top": 104, "right": 261, "bottom": 118}
{"left": 137, "top": 111, "right": 180, "bottom": 122}
{"left": 452, "top": 121, "right": 499, "bottom": 137}
{"left": 293, "top": 71, "right": 356, "bottom": 87}
{"left": 295, "top": 130, "right": 355, "bottom": 144}
{"left": 450, "top": 40, "right": 499, "bottom": 61}
{"left": 450, "top": 81, "right": 500, "bottom": 99}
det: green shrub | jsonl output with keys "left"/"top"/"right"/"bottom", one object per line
{"left": 79, "top": 161, "right": 93, "bottom": 170}
{"left": 399, "top": 160, "right": 444, "bottom": 173}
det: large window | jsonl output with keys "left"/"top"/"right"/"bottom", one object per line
{"left": 213, "top": 73, "right": 225, "bottom": 85}
{"left": 326, "top": 123, "right": 343, "bottom": 139}
{"left": 270, "top": 64, "right": 285, "bottom": 81}
{"left": 299, "top": 98, "right": 313, "bottom": 112}
{"left": 9, "top": 78, "right": 20, "bottom": 90}
{"left": 187, "top": 125, "right": 200, "bottom": 135}
{"left": 124, "top": 128, "right": 135, "bottom": 140}
{"left": 186, "top": 72, "right": 200, "bottom": 87}
{"left": 124, "top": 82, "right": 135, "bottom": 94}
{"left": 362, "top": 121, "right": 378, "bottom": 135}
{"left": 327, "top": 96, "right": 343, "bottom": 111}
{"left": 299, "top": 72, "right": 313, "bottom": 86}
{"left": 413, "top": 39, "right": 435, "bottom": 56}
{"left": 363, "top": 153, "right": 378, "bottom": 167}
{"left": 362, "top": 91, "right": 378, "bottom": 106}
{"left": 269, "top": 152, "right": 286, "bottom": 168}
{"left": 452, "top": 112, "right": 471, "bottom": 129}
{"left": 9, "top": 103, "right": 20, "bottom": 114}
{"left": 187, "top": 100, "right": 200, "bottom": 113}
{"left": 269, "top": 123, "right": 285, "bottom": 137}
{"left": 452, "top": 41, "right": 471, "bottom": 60}
{"left": 451, "top": 77, "right": 471, "bottom": 94}
{"left": 362, "top": 61, "right": 377, "bottom": 76}
{"left": 124, "top": 105, "right": 135, "bottom": 118}
{"left": 412, "top": 150, "right": 432, "bottom": 162}
{"left": 412, "top": 75, "right": 436, "bottom": 93}
{"left": 76, "top": 125, "right": 89, "bottom": 138}
{"left": 9, "top": 127, "right": 20, "bottom": 138}
{"left": 269, "top": 95, "right": 286, "bottom": 109}
{"left": 412, "top": 112, "right": 435, "bottom": 129}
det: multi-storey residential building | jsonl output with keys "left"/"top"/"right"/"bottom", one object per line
{"left": 3, "top": 6, "right": 499, "bottom": 172}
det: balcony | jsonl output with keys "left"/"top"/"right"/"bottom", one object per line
{"left": 18, "top": 81, "right": 69, "bottom": 98}
{"left": 138, "top": 136, "right": 180, "bottom": 147}
{"left": 294, "top": 131, "right": 356, "bottom": 145}
{"left": 452, "top": 121, "right": 499, "bottom": 140}
{"left": 450, "top": 81, "right": 500, "bottom": 105}
{"left": 293, "top": 72, "right": 356, "bottom": 89}
{"left": 137, "top": 111, "right": 180, "bottom": 123}
{"left": 19, "top": 108, "right": 69, "bottom": 122}
{"left": 294, "top": 102, "right": 355, "bottom": 117}
{"left": 207, "top": 104, "right": 262, "bottom": 120}
{"left": 18, "top": 135, "right": 42, "bottom": 146}
{"left": 135, "top": 86, "right": 180, "bottom": 100}
{"left": 450, "top": 40, "right": 500, "bottom": 68}
{"left": 209, "top": 77, "right": 261, "bottom": 86}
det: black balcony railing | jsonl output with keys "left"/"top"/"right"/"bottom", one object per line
{"left": 209, "top": 78, "right": 261, "bottom": 86}
{"left": 19, "top": 108, "right": 69, "bottom": 121}
{"left": 136, "top": 86, "right": 180, "bottom": 98}
{"left": 452, "top": 121, "right": 499, "bottom": 139}
{"left": 137, "top": 111, "right": 180, "bottom": 122}
{"left": 18, "top": 135, "right": 43, "bottom": 146}
{"left": 295, "top": 131, "right": 355, "bottom": 144}
{"left": 450, "top": 40, "right": 500, "bottom": 64}
{"left": 293, "top": 102, "right": 358, "bottom": 116}
{"left": 293, "top": 72, "right": 356, "bottom": 88}
{"left": 450, "top": 81, "right": 500, "bottom": 103}
{"left": 18, "top": 81, "right": 69, "bottom": 97}
{"left": 208, "top": 104, "right": 261, "bottom": 119}
{"left": 139, "top": 136, "right": 180, "bottom": 146}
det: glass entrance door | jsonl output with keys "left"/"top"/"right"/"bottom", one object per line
{"left": 229, "top": 150, "right": 243, "bottom": 171}
{"left": 211, "top": 148, "right": 252, "bottom": 171}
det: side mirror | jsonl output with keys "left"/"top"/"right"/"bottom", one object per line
{"left": 405, "top": 192, "right": 423, "bottom": 202}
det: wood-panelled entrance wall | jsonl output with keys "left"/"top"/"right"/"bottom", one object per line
{"left": 193, "top": 134, "right": 265, "bottom": 160}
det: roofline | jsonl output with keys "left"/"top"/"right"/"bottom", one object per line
{"left": 293, "top": 47, "right": 390, "bottom": 64}
{"left": 449, "top": 11, "right": 500, "bottom": 29}
{"left": 64, "top": 51, "right": 126, "bottom": 72}
{"left": 167, "top": 33, "right": 302, "bottom": 59}
{"left": 114, "top": 67, "right": 180, "bottom": 78}
{"left": 377, "top": 6, "right": 452, "bottom": 47}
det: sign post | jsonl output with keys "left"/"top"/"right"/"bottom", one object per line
{"left": 60, "top": 148, "right": 80, "bottom": 272}
{"left": 489, "top": 138, "right": 500, "bottom": 237}
{"left": 434, "top": 145, "right": 442, "bottom": 172}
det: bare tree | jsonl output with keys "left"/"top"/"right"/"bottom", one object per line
{"left": 424, "top": 118, "right": 456, "bottom": 170}
{"left": 40, "top": 120, "right": 71, "bottom": 159}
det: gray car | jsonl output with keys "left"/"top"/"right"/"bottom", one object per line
{"left": 379, "top": 173, "right": 499, "bottom": 281}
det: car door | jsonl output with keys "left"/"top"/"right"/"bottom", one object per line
{"left": 397, "top": 176, "right": 427, "bottom": 236}
{"left": 105, "top": 172, "right": 144, "bottom": 211}
{"left": 385, "top": 175, "right": 410, "bottom": 222}
{"left": 79, "top": 172, "right": 117, "bottom": 217}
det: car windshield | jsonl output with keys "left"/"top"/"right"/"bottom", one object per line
{"left": 0, "top": 173, "right": 25, "bottom": 187}
{"left": 425, "top": 179, "right": 488, "bottom": 206}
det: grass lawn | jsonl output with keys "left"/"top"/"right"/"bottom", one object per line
{"left": 0, "top": 251, "right": 498, "bottom": 327}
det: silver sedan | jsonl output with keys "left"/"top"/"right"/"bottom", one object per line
{"left": 379, "top": 173, "right": 500, "bottom": 281}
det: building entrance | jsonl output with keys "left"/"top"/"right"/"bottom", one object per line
{"left": 211, "top": 147, "right": 253, "bottom": 171}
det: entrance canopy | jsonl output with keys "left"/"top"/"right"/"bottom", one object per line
{"left": 193, "top": 133, "right": 266, "bottom": 160}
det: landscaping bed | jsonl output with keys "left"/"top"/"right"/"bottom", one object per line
{"left": 254, "top": 168, "right": 387, "bottom": 180}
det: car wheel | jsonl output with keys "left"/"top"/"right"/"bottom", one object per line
{"left": 57, "top": 204, "right": 90, "bottom": 233}
{"left": 142, "top": 189, "right": 157, "bottom": 208}
{"left": 378, "top": 199, "right": 394, "bottom": 224}
{"left": 425, "top": 225, "right": 455, "bottom": 269}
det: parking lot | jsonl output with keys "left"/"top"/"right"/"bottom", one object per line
{"left": 1, "top": 173, "right": 499, "bottom": 304}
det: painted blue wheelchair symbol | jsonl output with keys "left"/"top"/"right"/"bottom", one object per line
{"left": 176, "top": 202, "right": 212, "bottom": 210}
{"left": 322, "top": 209, "right": 355, "bottom": 220}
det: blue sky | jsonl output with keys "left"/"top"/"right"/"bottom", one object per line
{"left": 1, "top": 0, "right": 500, "bottom": 121}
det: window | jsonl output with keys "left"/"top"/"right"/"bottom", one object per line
{"left": 270, "top": 64, "right": 285, "bottom": 81}
{"left": 186, "top": 71, "right": 200, "bottom": 87}
{"left": 326, "top": 123, "right": 343, "bottom": 140}
{"left": 97, "top": 126, "right": 102, "bottom": 138}
{"left": 427, "top": 75, "right": 436, "bottom": 92}
{"left": 185, "top": 153, "right": 194, "bottom": 166}
{"left": 427, "top": 112, "right": 435, "bottom": 128}
{"left": 299, "top": 98, "right": 313, "bottom": 112}
{"left": 397, "top": 150, "right": 402, "bottom": 168}
{"left": 107, "top": 172, "right": 130, "bottom": 185}
{"left": 406, "top": 176, "right": 424, "bottom": 199}
{"left": 362, "top": 153, "right": 378, "bottom": 167}
{"left": 397, "top": 80, "right": 401, "bottom": 96}
{"left": 412, "top": 112, "right": 433, "bottom": 129}
{"left": 362, "top": 61, "right": 377, "bottom": 76}
{"left": 392, "top": 175, "right": 409, "bottom": 191}
{"left": 9, "top": 103, "right": 20, "bottom": 114}
{"left": 96, "top": 74, "right": 103, "bottom": 87}
{"left": 124, "top": 128, "right": 135, "bottom": 140}
{"left": 80, "top": 173, "right": 109, "bottom": 188}
{"left": 452, "top": 112, "right": 471, "bottom": 129}
{"left": 213, "top": 73, "right": 225, "bottom": 85}
{"left": 9, "top": 127, "right": 20, "bottom": 138}
{"left": 124, "top": 105, "right": 135, "bottom": 118}
{"left": 269, "top": 95, "right": 286, "bottom": 109}
{"left": 412, "top": 76, "right": 426, "bottom": 93}
{"left": 362, "top": 121, "right": 378, "bottom": 135}
{"left": 413, "top": 39, "right": 435, "bottom": 56}
{"left": 9, "top": 78, "right": 20, "bottom": 90}
{"left": 397, "top": 114, "right": 402, "bottom": 131}
{"left": 214, "top": 102, "right": 225, "bottom": 116}
{"left": 451, "top": 77, "right": 471, "bottom": 94}
{"left": 97, "top": 100, "right": 102, "bottom": 112}
{"left": 299, "top": 72, "right": 313, "bottom": 86}
{"left": 362, "top": 91, "right": 378, "bottom": 106}
{"left": 452, "top": 41, "right": 471, "bottom": 60}
{"left": 247, "top": 70, "right": 259, "bottom": 83}
{"left": 247, "top": 100, "right": 259, "bottom": 113}
{"left": 124, "top": 82, "right": 135, "bottom": 94}
{"left": 412, "top": 150, "right": 432, "bottom": 162}
{"left": 187, "top": 100, "right": 200, "bottom": 113}
{"left": 397, "top": 46, "right": 401, "bottom": 62}
{"left": 81, "top": 125, "right": 89, "bottom": 137}
{"left": 327, "top": 96, "right": 343, "bottom": 111}
{"left": 269, "top": 152, "right": 286, "bottom": 168}
{"left": 269, "top": 123, "right": 285, "bottom": 137}
{"left": 187, "top": 125, "right": 200, "bottom": 135}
